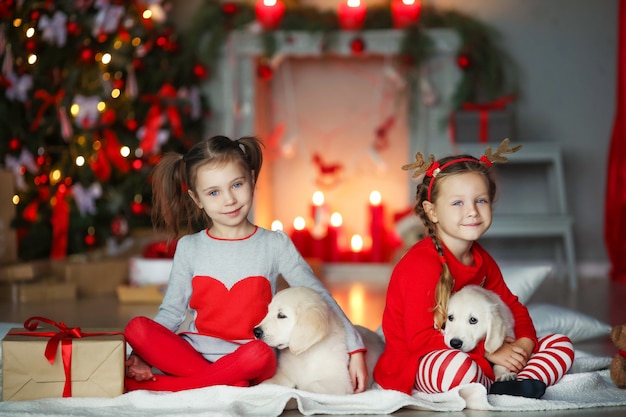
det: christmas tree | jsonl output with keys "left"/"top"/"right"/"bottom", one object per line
{"left": 0, "top": 0, "right": 206, "bottom": 260}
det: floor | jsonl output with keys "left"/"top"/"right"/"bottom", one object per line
{"left": 1, "top": 270, "right": 625, "bottom": 416}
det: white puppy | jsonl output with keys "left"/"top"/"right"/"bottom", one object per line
{"left": 253, "top": 286, "right": 384, "bottom": 395}
{"left": 443, "top": 285, "right": 516, "bottom": 381}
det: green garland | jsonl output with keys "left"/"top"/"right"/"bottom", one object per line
{"left": 184, "top": 0, "right": 518, "bottom": 109}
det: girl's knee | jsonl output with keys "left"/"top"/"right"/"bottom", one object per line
{"left": 124, "top": 316, "right": 154, "bottom": 343}
{"left": 241, "top": 340, "right": 276, "bottom": 363}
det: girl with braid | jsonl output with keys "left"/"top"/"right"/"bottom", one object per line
{"left": 124, "top": 135, "right": 368, "bottom": 392}
{"left": 373, "top": 140, "right": 574, "bottom": 398}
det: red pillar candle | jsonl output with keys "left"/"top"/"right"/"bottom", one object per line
{"left": 255, "top": 0, "right": 285, "bottom": 30}
{"left": 325, "top": 212, "right": 343, "bottom": 262}
{"left": 369, "top": 190, "right": 385, "bottom": 262}
{"left": 290, "top": 216, "right": 312, "bottom": 257}
{"left": 391, "top": 0, "right": 421, "bottom": 29}
{"left": 338, "top": 0, "right": 367, "bottom": 31}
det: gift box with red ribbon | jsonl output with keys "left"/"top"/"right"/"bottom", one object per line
{"left": 449, "top": 95, "right": 516, "bottom": 144}
{"left": 2, "top": 317, "right": 125, "bottom": 401}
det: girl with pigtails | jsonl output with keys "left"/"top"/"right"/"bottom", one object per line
{"left": 373, "top": 139, "right": 574, "bottom": 398}
{"left": 124, "top": 135, "right": 368, "bottom": 392}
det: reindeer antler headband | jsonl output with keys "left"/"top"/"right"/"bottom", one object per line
{"left": 402, "top": 138, "right": 523, "bottom": 201}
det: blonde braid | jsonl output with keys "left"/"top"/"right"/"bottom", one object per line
{"left": 415, "top": 182, "right": 454, "bottom": 330}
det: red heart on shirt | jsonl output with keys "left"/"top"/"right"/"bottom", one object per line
{"left": 190, "top": 275, "right": 272, "bottom": 340}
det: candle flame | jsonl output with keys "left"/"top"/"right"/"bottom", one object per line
{"left": 271, "top": 220, "right": 283, "bottom": 231}
{"left": 263, "top": 0, "right": 277, "bottom": 6}
{"left": 402, "top": 0, "right": 416, "bottom": 5}
{"left": 347, "top": 0, "right": 361, "bottom": 8}
{"left": 293, "top": 216, "right": 306, "bottom": 231}
{"left": 369, "top": 190, "right": 382, "bottom": 206}
{"left": 312, "top": 191, "right": 325, "bottom": 206}
{"left": 330, "top": 212, "right": 343, "bottom": 227}
{"left": 351, "top": 234, "right": 363, "bottom": 252}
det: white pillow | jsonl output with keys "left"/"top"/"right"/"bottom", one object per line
{"left": 527, "top": 303, "right": 612, "bottom": 342}
{"left": 501, "top": 264, "right": 552, "bottom": 304}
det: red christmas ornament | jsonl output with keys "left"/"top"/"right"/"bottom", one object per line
{"left": 79, "top": 46, "right": 95, "bottom": 63}
{"left": 156, "top": 36, "right": 167, "bottom": 48}
{"left": 222, "top": 2, "right": 238, "bottom": 16}
{"left": 126, "top": 118, "right": 138, "bottom": 131}
{"left": 25, "top": 39, "right": 37, "bottom": 52}
{"left": 193, "top": 63, "right": 209, "bottom": 80}
{"left": 133, "top": 58, "right": 144, "bottom": 70}
{"left": 118, "top": 29, "right": 130, "bottom": 42}
{"left": 85, "top": 233, "right": 97, "bottom": 246}
{"left": 101, "top": 108, "right": 116, "bottom": 125}
{"left": 111, "top": 214, "right": 129, "bottom": 239}
{"left": 457, "top": 54, "right": 471, "bottom": 70}
{"left": 29, "top": 10, "right": 41, "bottom": 22}
{"left": 8, "top": 138, "right": 21, "bottom": 151}
{"left": 37, "top": 174, "right": 48, "bottom": 184}
{"left": 257, "top": 63, "right": 273, "bottom": 81}
{"left": 131, "top": 201, "right": 148, "bottom": 215}
{"left": 132, "top": 159, "right": 143, "bottom": 171}
{"left": 350, "top": 37, "right": 366, "bottom": 54}
{"left": 67, "top": 21, "right": 81, "bottom": 36}
{"left": 97, "top": 33, "right": 108, "bottom": 43}
{"left": 112, "top": 78, "right": 124, "bottom": 90}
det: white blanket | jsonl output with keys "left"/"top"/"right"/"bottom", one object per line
{"left": 1, "top": 324, "right": 625, "bottom": 416}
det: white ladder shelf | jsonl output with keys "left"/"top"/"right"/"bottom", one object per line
{"left": 456, "top": 142, "right": 577, "bottom": 291}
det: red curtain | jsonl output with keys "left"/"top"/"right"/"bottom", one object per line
{"left": 605, "top": 0, "right": 626, "bottom": 282}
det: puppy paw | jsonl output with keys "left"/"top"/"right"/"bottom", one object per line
{"left": 495, "top": 372, "right": 517, "bottom": 382}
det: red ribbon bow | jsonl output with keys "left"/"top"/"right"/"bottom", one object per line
{"left": 479, "top": 155, "right": 493, "bottom": 167}
{"left": 31, "top": 89, "right": 65, "bottom": 131}
{"left": 8, "top": 316, "right": 121, "bottom": 397}
{"left": 139, "top": 83, "right": 183, "bottom": 154}
{"left": 426, "top": 161, "right": 440, "bottom": 177}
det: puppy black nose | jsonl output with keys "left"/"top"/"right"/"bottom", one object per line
{"left": 450, "top": 338, "right": 463, "bottom": 349}
{"left": 253, "top": 327, "right": 263, "bottom": 339}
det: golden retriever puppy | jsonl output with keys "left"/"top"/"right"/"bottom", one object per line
{"left": 443, "top": 285, "right": 516, "bottom": 381}
{"left": 253, "top": 286, "right": 384, "bottom": 395}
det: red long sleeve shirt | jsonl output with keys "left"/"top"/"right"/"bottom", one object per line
{"left": 373, "top": 238, "right": 538, "bottom": 394}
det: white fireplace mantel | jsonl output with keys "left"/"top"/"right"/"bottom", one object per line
{"left": 210, "top": 29, "right": 462, "bottom": 159}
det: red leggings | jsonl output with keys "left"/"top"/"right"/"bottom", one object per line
{"left": 124, "top": 316, "right": 276, "bottom": 392}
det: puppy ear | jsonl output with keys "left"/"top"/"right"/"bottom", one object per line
{"left": 484, "top": 305, "right": 506, "bottom": 354}
{"left": 288, "top": 302, "right": 330, "bottom": 355}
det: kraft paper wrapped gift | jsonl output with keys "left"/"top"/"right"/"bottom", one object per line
{"left": 0, "top": 259, "right": 50, "bottom": 282}
{"left": 2, "top": 318, "right": 125, "bottom": 401}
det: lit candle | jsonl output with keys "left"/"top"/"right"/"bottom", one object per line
{"left": 271, "top": 220, "right": 283, "bottom": 231}
{"left": 255, "top": 0, "right": 285, "bottom": 30}
{"left": 391, "top": 0, "right": 421, "bottom": 29}
{"left": 369, "top": 190, "right": 385, "bottom": 262}
{"left": 289, "top": 216, "right": 311, "bottom": 257}
{"left": 338, "top": 0, "right": 367, "bottom": 31}
{"left": 326, "top": 212, "right": 343, "bottom": 262}
{"left": 310, "top": 191, "right": 328, "bottom": 232}
{"left": 350, "top": 233, "right": 364, "bottom": 262}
